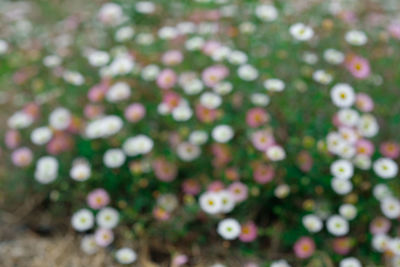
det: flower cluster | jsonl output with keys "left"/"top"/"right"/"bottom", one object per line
{"left": 2, "top": 0, "right": 400, "bottom": 266}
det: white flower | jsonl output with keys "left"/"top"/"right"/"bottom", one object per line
{"left": 213, "top": 82, "right": 232, "bottom": 95}
{"left": 250, "top": 93, "right": 270, "bottom": 107}
{"left": 183, "top": 79, "right": 203, "bottom": 95}
{"left": 189, "top": 130, "right": 208, "bottom": 145}
{"left": 81, "top": 235, "right": 98, "bottom": 255}
{"left": 357, "top": 114, "right": 379, "bottom": 138}
{"left": 199, "top": 191, "right": 222, "bottom": 214}
{"left": 331, "top": 178, "right": 352, "bottom": 195}
{"left": 98, "top": 2, "right": 124, "bottom": 26}
{"left": 302, "top": 214, "right": 323, "bottom": 233}
{"left": 85, "top": 115, "right": 123, "bottom": 139}
{"left": 345, "top": 30, "right": 367, "bottom": 46}
{"left": 212, "top": 125, "right": 234, "bottom": 143}
{"left": 200, "top": 92, "right": 222, "bottom": 109}
{"left": 266, "top": 145, "right": 286, "bottom": 161}
{"left": 274, "top": 184, "right": 290, "bottom": 199}
{"left": 271, "top": 259, "right": 291, "bottom": 267}
{"left": 31, "top": 126, "right": 53, "bottom": 145}
{"left": 330, "top": 159, "right": 354, "bottom": 179}
{"left": 115, "top": 26, "right": 135, "bottom": 42}
{"left": 373, "top": 184, "right": 392, "bottom": 201}
{"left": 331, "top": 83, "right": 355, "bottom": 108}
{"left": 96, "top": 207, "right": 119, "bottom": 229}
{"left": 255, "top": 4, "right": 278, "bottom": 21}
{"left": 87, "top": 50, "right": 109, "bottom": 67}
{"left": 8, "top": 111, "right": 33, "bottom": 129}
{"left": 264, "top": 78, "right": 285, "bottom": 92}
{"left": 103, "top": 149, "right": 126, "bottom": 168}
{"left": 324, "top": 49, "right": 345, "bottom": 65}
{"left": 177, "top": 142, "right": 201, "bottom": 161}
{"left": 172, "top": 105, "right": 193, "bottom": 121}
{"left": 136, "top": 33, "right": 155, "bottom": 45}
{"left": 339, "top": 204, "right": 357, "bottom": 220}
{"left": 239, "top": 22, "right": 256, "bottom": 34}
{"left": 136, "top": 1, "right": 156, "bottom": 14}
{"left": 326, "top": 215, "right": 349, "bottom": 236}
{"left": 337, "top": 109, "right": 359, "bottom": 127}
{"left": 372, "top": 234, "right": 390, "bottom": 252}
{"left": 177, "top": 21, "right": 196, "bottom": 34}
{"left": 373, "top": 158, "right": 398, "bottom": 179}
{"left": 237, "top": 64, "right": 258, "bottom": 81}
{"left": 217, "top": 218, "right": 241, "bottom": 240}
{"left": 390, "top": 238, "right": 400, "bottom": 256}
{"left": 63, "top": 70, "right": 85, "bottom": 85}
{"left": 353, "top": 154, "right": 371, "bottom": 170}
{"left": 302, "top": 52, "right": 318, "bottom": 65}
{"left": 339, "top": 257, "right": 362, "bottom": 267}
{"left": 141, "top": 64, "right": 160, "bottom": 81}
{"left": 313, "top": 70, "right": 333, "bottom": 85}
{"left": 43, "top": 55, "right": 62, "bottom": 67}
{"left": 228, "top": 50, "right": 248, "bottom": 65}
{"left": 70, "top": 162, "right": 91, "bottom": 182}
{"left": 0, "top": 39, "right": 9, "bottom": 54}
{"left": 217, "top": 190, "right": 235, "bottom": 213}
{"left": 34, "top": 156, "right": 59, "bottom": 184}
{"left": 157, "top": 194, "right": 178, "bottom": 212}
{"left": 381, "top": 197, "right": 400, "bottom": 219}
{"left": 185, "top": 36, "right": 205, "bottom": 51}
{"left": 49, "top": 107, "right": 71, "bottom": 130}
{"left": 71, "top": 209, "right": 94, "bottom": 232}
{"left": 211, "top": 46, "right": 231, "bottom": 61}
{"left": 123, "top": 135, "right": 153, "bottom": 156}
{"left": 109, "top": 57, "right": 135, "bottom": 76}
{"left": 158, "top": 26, "right": 179, "bottom": 39}
{"left": 289, "top": 23, "right": 314, "bottom": 41}
{"left": 115, "top": 248, "right": 137, "bottom": 264}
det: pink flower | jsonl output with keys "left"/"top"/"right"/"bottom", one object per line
{"left": 253, "top": 164, "right": 274, "bottom": 184}
{"left": 153, "top": 207, "right": 170, "bottom": 221}
{"left": 88, "top": 81, "right": 109, "bottom": 102}
{"left": 162, "top": 50, "right": 183, "bottom": 66}
{"left": 153, "top": 158, "right": 177, "bottom": 182}
{"left": 297, "top": 151, "right": 313, "bottom": 172}
{"left": 172, "top": 254, "right": 188, "bottom": 267}
{"left": 23, "top": 102, "right": 40, "bottom": 120}
{"left": 207, "top": 181, "right": 225, "bottom": 192}
{"left": 182, "top": 179, "right": 201, "bottom": 195}
{"left": 356, "top": 93, "right": 374, "bottom": 112}
{"left": 332, "top": 237, "right": 353, "bottom": 255}
{"left": 251, "top": 130, "right": 275, "bottom": 151}
{"left": 345, "top": 55, "right": 370, "bottom": 79}
{"left": 201, "top": 65, "right": 229, "bottom": 87}
{"left": 157, "top": 69, "right": 177, "bottom": 90}
{"left": 47, "top": 132, "right": 74, "bottom": 155}
{"left": 163, "top": 91, "right": 181, "bottom": 109}
{"left": 380, "top": 142, "right": 400, "bottom": 159}
{"left": 228, "top": 182, "right": 248, "bottom": 203}
{"left": 370, "top": 217, "right": 391, "bottom": 235}
{"left": 5, "top": 130, "right": 21, "bottom": 149}
{"left": 388, "top": 22, "right": 400, "bottom": 40}
{"left": 239, "top": 221, "right": 258, "bottom": 242}
{"left": 87, "top": 188, "right": 110, "bottom": 210}
{"left": 195, "top": 104, "right": 218, "bottom": 123}
{"left": 94, "top": 228, "right": 114, "bottom": 247}
{"left": 11, "top": 147, "right": 33, "bottom": 167}
{"left": 125, "top": 103, "right": 146, "bottom": 123}
{"left": 246, "top": 108, "right": 269, "bottom": 128}
{"left": 294, "top": 237, "right": 315, "bottom": 259}
{"left": 202, "top": 41, "right": 221, "bottom": 56}
{"left": 211, "top": 144, "right": 231, "bottom": 167}
{"left": 356, "top": 139, "right": 374, "bottom": 156}
{"left": 84, "top": 104, "right": 104, "bottom": 119}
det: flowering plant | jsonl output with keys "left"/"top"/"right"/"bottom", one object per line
{"left": 2, "top": 0, "right": 400, "bottom": 266}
